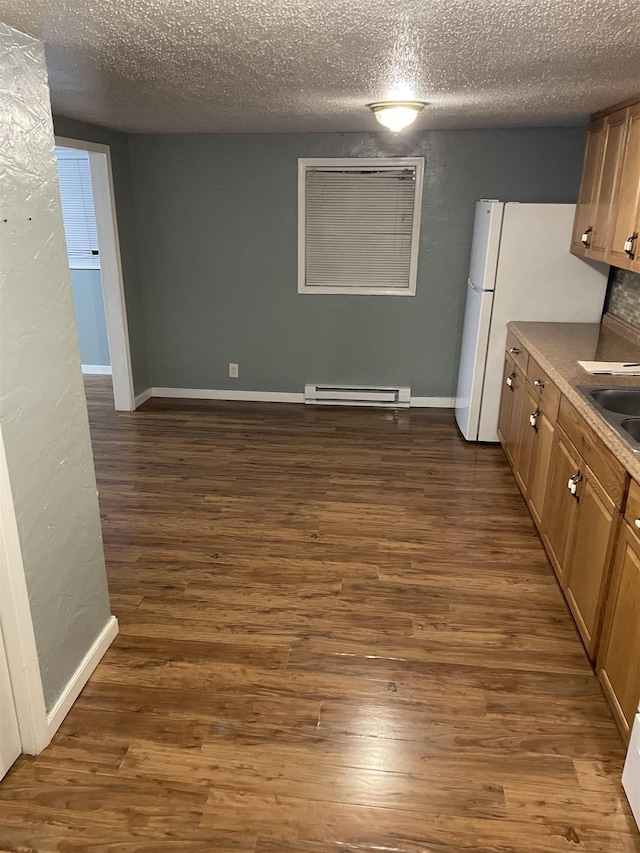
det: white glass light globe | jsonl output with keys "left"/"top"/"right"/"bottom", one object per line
{"left": 368, "top": 101, "right": 427, "bottom": 133}
{"left": 374, "top": 106, "right": 420, "bottom": 132}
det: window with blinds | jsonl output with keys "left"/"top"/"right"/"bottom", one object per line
{"left": 298, "top": 158, "right": 424, "bottom": 295}
{"left": 55, "top": 146, "right": 101, "bottom": 270}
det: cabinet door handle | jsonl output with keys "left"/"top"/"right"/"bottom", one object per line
{"left": 506, "top": 372, "right": 515, "bottom": 390}
{"left": 529, "top": 409, "right": 540, "bottom": 431}
{"left": 624, "top": 232, "right": 638, "bottom": 259}
{"left": 533, "top": 379, "right": 545, "bottom": 389}
{"left": 635, "top": 519, "right": 640, "bottom": 529}
{"left": 509, "top": 347, "right": 521, "bottom": 355}
{"left": 581, "top": 226, "right": 592, "bottom": 248}
{"left": 567, "top": 471, "right": 582, "bottom": 500}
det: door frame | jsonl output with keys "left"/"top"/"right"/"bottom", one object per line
{"left": 55, "top": 136, "right": 135, "bottom": 412}
{"left": 0, "top": 425, "right": 49, "bottom": 755}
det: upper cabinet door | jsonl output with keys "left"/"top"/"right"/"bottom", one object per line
{"left": 588, "top": 109, "right": 628, "bottom": 261}
{"left": 571, "top": 118, "right": 606, "bottom": 257}
{"left": 607, "top": 103, "right": 640, "bottom": 271}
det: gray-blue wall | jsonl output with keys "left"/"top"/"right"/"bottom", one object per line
{"left": 52, "top": 116, "right": 150, "bottom": 394}
{"left": 128, "top": 128, "right": 587, "bottom": 397}
{"left": 70, "top": 269, "right": 110, "bottom": 366}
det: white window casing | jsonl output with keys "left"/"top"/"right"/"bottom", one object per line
{"left": 55, "top": 147, "right": 101, "bottom": 270}
{"left": 298, "top": 157, "right": 424, "bottom": 296}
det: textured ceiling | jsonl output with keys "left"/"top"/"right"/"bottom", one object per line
{"left": 0, "top": 0, "right": 639, "bottom": 134}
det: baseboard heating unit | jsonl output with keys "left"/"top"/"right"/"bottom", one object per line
{"left": 304, "top": 384, "right": 411, "bottom": 407}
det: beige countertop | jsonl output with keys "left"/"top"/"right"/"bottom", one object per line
{"left": 509, "top": 316, "right": 640, "bottom": 484}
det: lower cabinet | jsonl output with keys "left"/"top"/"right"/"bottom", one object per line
{"left": 497, "top": 353, "right": 524, "bottom": 467}
{"left": 539, "top": 418, "right": 622, "bottom": 660}
{"left": 513, "top": 380, "right": 538, "bottom": 495}
{"left": 564, "top": 468, "right": 620, "bottom": 659}
{"left": 598, "top": 516, "right": 640, "bottom": 737}
{"left": 498, "top": 334, "right": 627, "bottom": 676}
{"left": 497, "top": 329, "right": 640, "bottom": 741}
{"left": 597, "top": 480, "right": 640, "bottom": 737}
{"left": 527, "top": 408, "right": 555, "bottom": 528}
{"left": 541, "top": 430, "right": 581, "bottom": 584}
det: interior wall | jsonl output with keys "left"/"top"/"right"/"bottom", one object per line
{"left": 52, "top": 116, "right": 150, "bottom": 394}
{"left": 0, "top": 24, "right": 112, "bottom": 711}
{"left": 128, "top": 128, "right": 587, "bottom": 397}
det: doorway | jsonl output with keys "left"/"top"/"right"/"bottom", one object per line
{"left": 56, "top": 145, "right": 112, "bottom": 377}
{"left": 0, "top": 624, "right": 20, "bottom": 781}
{"left": 54, "top": 137, "right": 135, "bottom": 411}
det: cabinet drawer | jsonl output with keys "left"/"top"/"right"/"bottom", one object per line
{"left": 505, "top": 329, "right": 529, "bottom": 375}
{"left": 558, "top": 397, "right": 628, "bottom": 508}
{"left": 526, "top": 356, "right": 561, "bottom": 419}
{"left": 625, "top": 479, "right": 640, "bottom": 530}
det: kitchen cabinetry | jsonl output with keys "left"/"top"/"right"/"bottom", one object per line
{"left": 571, "top": 117, "right": 606, "bottom": 257}
{"left": 571, "top": 98, "right": 640, "bottom": 272}
{"left": 571, "top": 111, "right": 628, "bottom": 261}
{"left": 501, "top": 351, "right": 560, "bottom": 515}
{"left": 607, "top": 103, "right": 640, "bottom": 272}
{"left": 497, "top": 324, "right": 640, "bottom": 740}
{"left": 540, "top": 429, "right": 582, "bottom": 584}
{"left": 520, "top": 357, "right": 561, "bottom": 522}
{"left": 527, "top": 406, "right": 555, "bottom": 529}
{"left": 539, "top": 398, "right": 624, "bottom": 659}
{"left": 499, "top": 335, "right": 627, "bottom": 663}
{"left": 598, "top": 479, "right": 640, "bottom": 737}
{"left": 497, "top": 336, "right": 528, "bottom": 468}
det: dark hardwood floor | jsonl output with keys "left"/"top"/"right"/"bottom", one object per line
{"left": 1, "top": 375, "right": 638, "bottom": 852}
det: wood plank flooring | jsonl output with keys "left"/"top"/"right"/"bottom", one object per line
{"left": 1, "top": 375, "right": 639, "bottom": 852}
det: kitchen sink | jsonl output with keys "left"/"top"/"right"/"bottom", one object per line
{"left": 578, "top": 386, "right": 640, "bottom": 452}
{"left": 621, "top": 419, "right": 640, "bottom": 443}
{"left": 589, "top": 388, "right": 640, "bottom": 416}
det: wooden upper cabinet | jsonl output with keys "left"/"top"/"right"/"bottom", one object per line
{"left": 571, "top": 118, "right": 606, "bottom": 257}
{"left": 589, "top": 109, "right": 628, "bottom": 260}
{"left": 571, "top": 97, "right": 640, "bottom": 270}
{"left": 607, "top": 102, "right": 640, "bottom": 271}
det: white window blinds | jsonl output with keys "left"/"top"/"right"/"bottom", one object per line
{"left": 298, "top": 158, "right": 423, "bottom": 296}
{"left": 55, "top": 147, "right": 101, "bottom": 270}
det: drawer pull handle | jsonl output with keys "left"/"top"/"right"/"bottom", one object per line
{"left": 581, "top": 227, "right": 592, "bottom": 248}
{"left": 568, "top": 472, "right": 582, "bottom": 499}
{"left": 635, "top": 519, "right": 640, "bottom": 530}
{"left": 506, "top": 372, "right": 515, "bottom": 390}
{"left": 533, "top": 379, "right": 545, "bottom": 389}
{"left": 529, "top": 410, "right": 539, "bottom": 431}
{"left": 624, "top": 232, "right": 638, "bottom": 259}
{"left": 509, "top": 347, "right": 521, "bottom": 355}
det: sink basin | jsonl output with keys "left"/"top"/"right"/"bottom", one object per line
{"left": 621, "top": 419, "right": 640, "bottom": 442}
{"left": 577, "top": 385, "right": 640, "bottom": 453}
{"left": 589, "top": 388, "right": 640, "bottom": 416}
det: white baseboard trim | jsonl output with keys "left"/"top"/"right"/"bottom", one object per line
{"left": 82, "top": 364, "right": 113, "bottom": 375}
{"left": 411, "top": 396, "right": 456, "bottom": 408}
{"left": 151, "top": 387, "right": 305, "bottom": 404}
{"left": 46, "top": 615, "right": 118, "bottom": 737}
{"left": 136, "top": 388, "right": 455, "bottom": 408}
{"left": 134, "top": 387, "right": 153, "bottom": 408}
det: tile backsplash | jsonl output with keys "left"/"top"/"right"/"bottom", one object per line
{"left": 608, "top": 267, "right": 640, "bottom": 329}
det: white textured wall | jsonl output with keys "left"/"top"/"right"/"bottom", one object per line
{"left": 0, "top": 23, "right": 111, "bottom": 711}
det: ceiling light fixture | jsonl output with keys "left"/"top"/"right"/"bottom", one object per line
{"left": 367, "top": 100, "right": 427, "bottom": 132}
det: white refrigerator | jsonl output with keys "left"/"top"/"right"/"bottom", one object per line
{"left": 455, "top": 201, "right": 608, "bottom": 443}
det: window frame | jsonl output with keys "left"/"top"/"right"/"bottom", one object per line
{"left": 297, "top": 157, "right": 424, "bottom": 296}
{"left": 55, "top": 146, "right": 101, "bottom": 271}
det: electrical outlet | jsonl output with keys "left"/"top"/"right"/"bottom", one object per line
{"left": 229, "top": 363, "right": 239, "bottom": 378}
